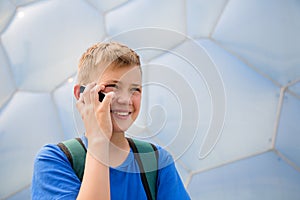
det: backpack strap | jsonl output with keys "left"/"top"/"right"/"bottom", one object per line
{"left": 127, "top": 138, "right": 158, "bottom": 200}
{"left": 57, "top": 138, "right": 86, "bottom": 181}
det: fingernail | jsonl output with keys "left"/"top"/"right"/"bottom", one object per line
{"left": 107, "top": 92, "right": 114, "bottom": 97}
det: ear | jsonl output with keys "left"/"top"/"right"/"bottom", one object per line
{"left": 74, "top": 84, "right": 81, "bottom": 100}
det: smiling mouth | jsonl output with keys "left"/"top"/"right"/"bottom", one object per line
{"left": 111, "top": 110, "right": 132, "bottom": 116}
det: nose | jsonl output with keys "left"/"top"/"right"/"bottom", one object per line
{"left": 115, "top": 90, "right": 132, "bottom": 105}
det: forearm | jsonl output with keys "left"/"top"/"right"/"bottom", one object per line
{"left": 77, "top": 143, "right": 110, "bottom": 200}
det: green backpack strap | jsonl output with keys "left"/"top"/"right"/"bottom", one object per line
{"left": 57, "top": 138, "right": 86, "bottom": 181}
{"left": 127, "top": 138, "right": 158, "bottom": 200}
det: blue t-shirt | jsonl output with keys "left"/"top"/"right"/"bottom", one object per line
{"left": 31, "top": 137, "right": 190, "bottom": 199}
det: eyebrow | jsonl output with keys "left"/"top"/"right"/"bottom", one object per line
{"left": 105, "top": 80, "right": 141, "bottom": 87}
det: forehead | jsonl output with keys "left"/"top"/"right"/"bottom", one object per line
{"left": 97, "top": 65, "right": 142, "bottom": 84}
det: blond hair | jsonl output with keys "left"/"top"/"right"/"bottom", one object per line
{"left": 77, "top": 42, "right": 141, "bottom": 85}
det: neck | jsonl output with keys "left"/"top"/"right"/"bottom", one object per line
{"left": 109, "top": 131, "right": 130, "bottom": 167}
{"left": 110, "top": 131, "right": 127, "bottom": 148}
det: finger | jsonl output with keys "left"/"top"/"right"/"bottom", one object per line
{"left": 91, "top": 84, "right": 101, "bottom": 107}
{"left": 82, "top": 82, "right": 96, "bottom": 105}
{"left": 100, "top": 92, "right": 114, "bottom": 113}
{"left": 99, "top": 84, "right": 106, "bottom": 91}
{"left": 76, "top": 93, "right": 84, "bottom": 111}
{"left": 91, "top": 84, "right": 107, "bottom": 105}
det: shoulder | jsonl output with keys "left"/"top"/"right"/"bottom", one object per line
{"left": 34, "top": 143, "right": 68, "bottom": 164}
{"left": 142, "top": 142, "right": 175, "bottom": 170}
{"left": 35, "top": 136, "right": 87, "bottom": 164}
{"left": 32, "top": 141, "right": 80, "bottom": 199}
{"left": 130, "top": 139, "right": 174, "bottom": 163}
{"left": 128, "top": 138, "right": 174, "bottom": 170}
{"left": 152, "top": 144, "right": 191, "bottom": 199}
{"left": 33, "top": 142, "right": 75, "bottom": 179}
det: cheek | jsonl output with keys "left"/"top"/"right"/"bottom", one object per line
{"left": 132, "top": 94, "right": 141, "bottom": 111}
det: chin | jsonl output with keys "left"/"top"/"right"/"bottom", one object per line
{"left": 112, "top": 122, "right": 133, "bottom": 133}
{"left": 111, "top": 114, "right": 137, "bottom": 133}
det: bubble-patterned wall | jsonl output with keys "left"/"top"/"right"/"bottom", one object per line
{"left": 0, "top": 0, "right": 300, "bottom": 199}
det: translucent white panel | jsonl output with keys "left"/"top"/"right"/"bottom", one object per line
{"left": 289, "top": 81, "right": 300, "bottom": 97}
{"left": 212, "top": 0, "right": 300, "bottom": 85}
{"left": 128, "top": 39, "right": 227, "bottom": 166}
{"left": 106, "top": 0, "right": 186, "bottom": 40}
{"left": 276, "top": 92, "right": 300, "bottom": 167}
{"left": 140, "top": 46, "right": 211, "bottom": 159}
{"left": 2, "top": 0, "right": 105, "bottom": 92}
{"left": 11, "top": 0, "right": 39, "bottom": 6}
{"left": 186, "top": 0, "right": 227, "bottom": 37}
{"left": 188, "top": 152, "right": 300, "bottom": 200}
{"left": 53, "top": 77, "right": 84, "bottom": 139}
{"left": 86, "top": 0, "right": 128, "bottom": 12}
{"left": 105, "top": 28, "right": 186, "bottom": 63}
{"left": 178, "top": 39, "right": 278, "bottom": 172}
{"left": 0, "top": 92, "right": 64, "bottom": 199}
{"left": 0, "top": 44, "right": 15, "bottom": 107}
{"left": 0, "top": 0, "right": 15, "bottom": 32}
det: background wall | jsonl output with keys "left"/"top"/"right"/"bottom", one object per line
{"left": 0, "top": 0, "right": 299, "bottom": 199}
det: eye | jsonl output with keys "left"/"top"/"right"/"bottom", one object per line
{"left": 130, "top": 87, "right": 141, "bottom": 93}
{"left": 104, "top": 84, "right": 118, "bottom": 93}
{"left": 105, "top": 84, "right": 118, "bottom": 89}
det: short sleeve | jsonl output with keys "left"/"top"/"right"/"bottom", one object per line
{"left": 156, "top": 147, "right": 191, "bottom": 200}
{"left": 31, "top": 144, "right": 81, "bottom": 200}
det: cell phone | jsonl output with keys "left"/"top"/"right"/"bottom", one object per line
{"left": 79, "top": 85, "right": 105, "bottom": 102}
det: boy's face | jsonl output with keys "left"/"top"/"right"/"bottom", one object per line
{"left": 98, "top": 65, "right": 142, "bottom": 133}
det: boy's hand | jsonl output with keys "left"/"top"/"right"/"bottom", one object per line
{"left": 76, "top": 82, "right": 114, "bottom": 157}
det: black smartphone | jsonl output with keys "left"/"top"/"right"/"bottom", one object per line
{"left": 79, "top": 86, "right": 105, "bottom": 102}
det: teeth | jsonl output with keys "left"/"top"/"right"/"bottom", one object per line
{"left": 113, "top": 111, "right": 130, "bottom": 116}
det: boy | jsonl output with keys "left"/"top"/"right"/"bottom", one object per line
{"left": 31, "top": 42, "right": 190, "bottom": 199}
